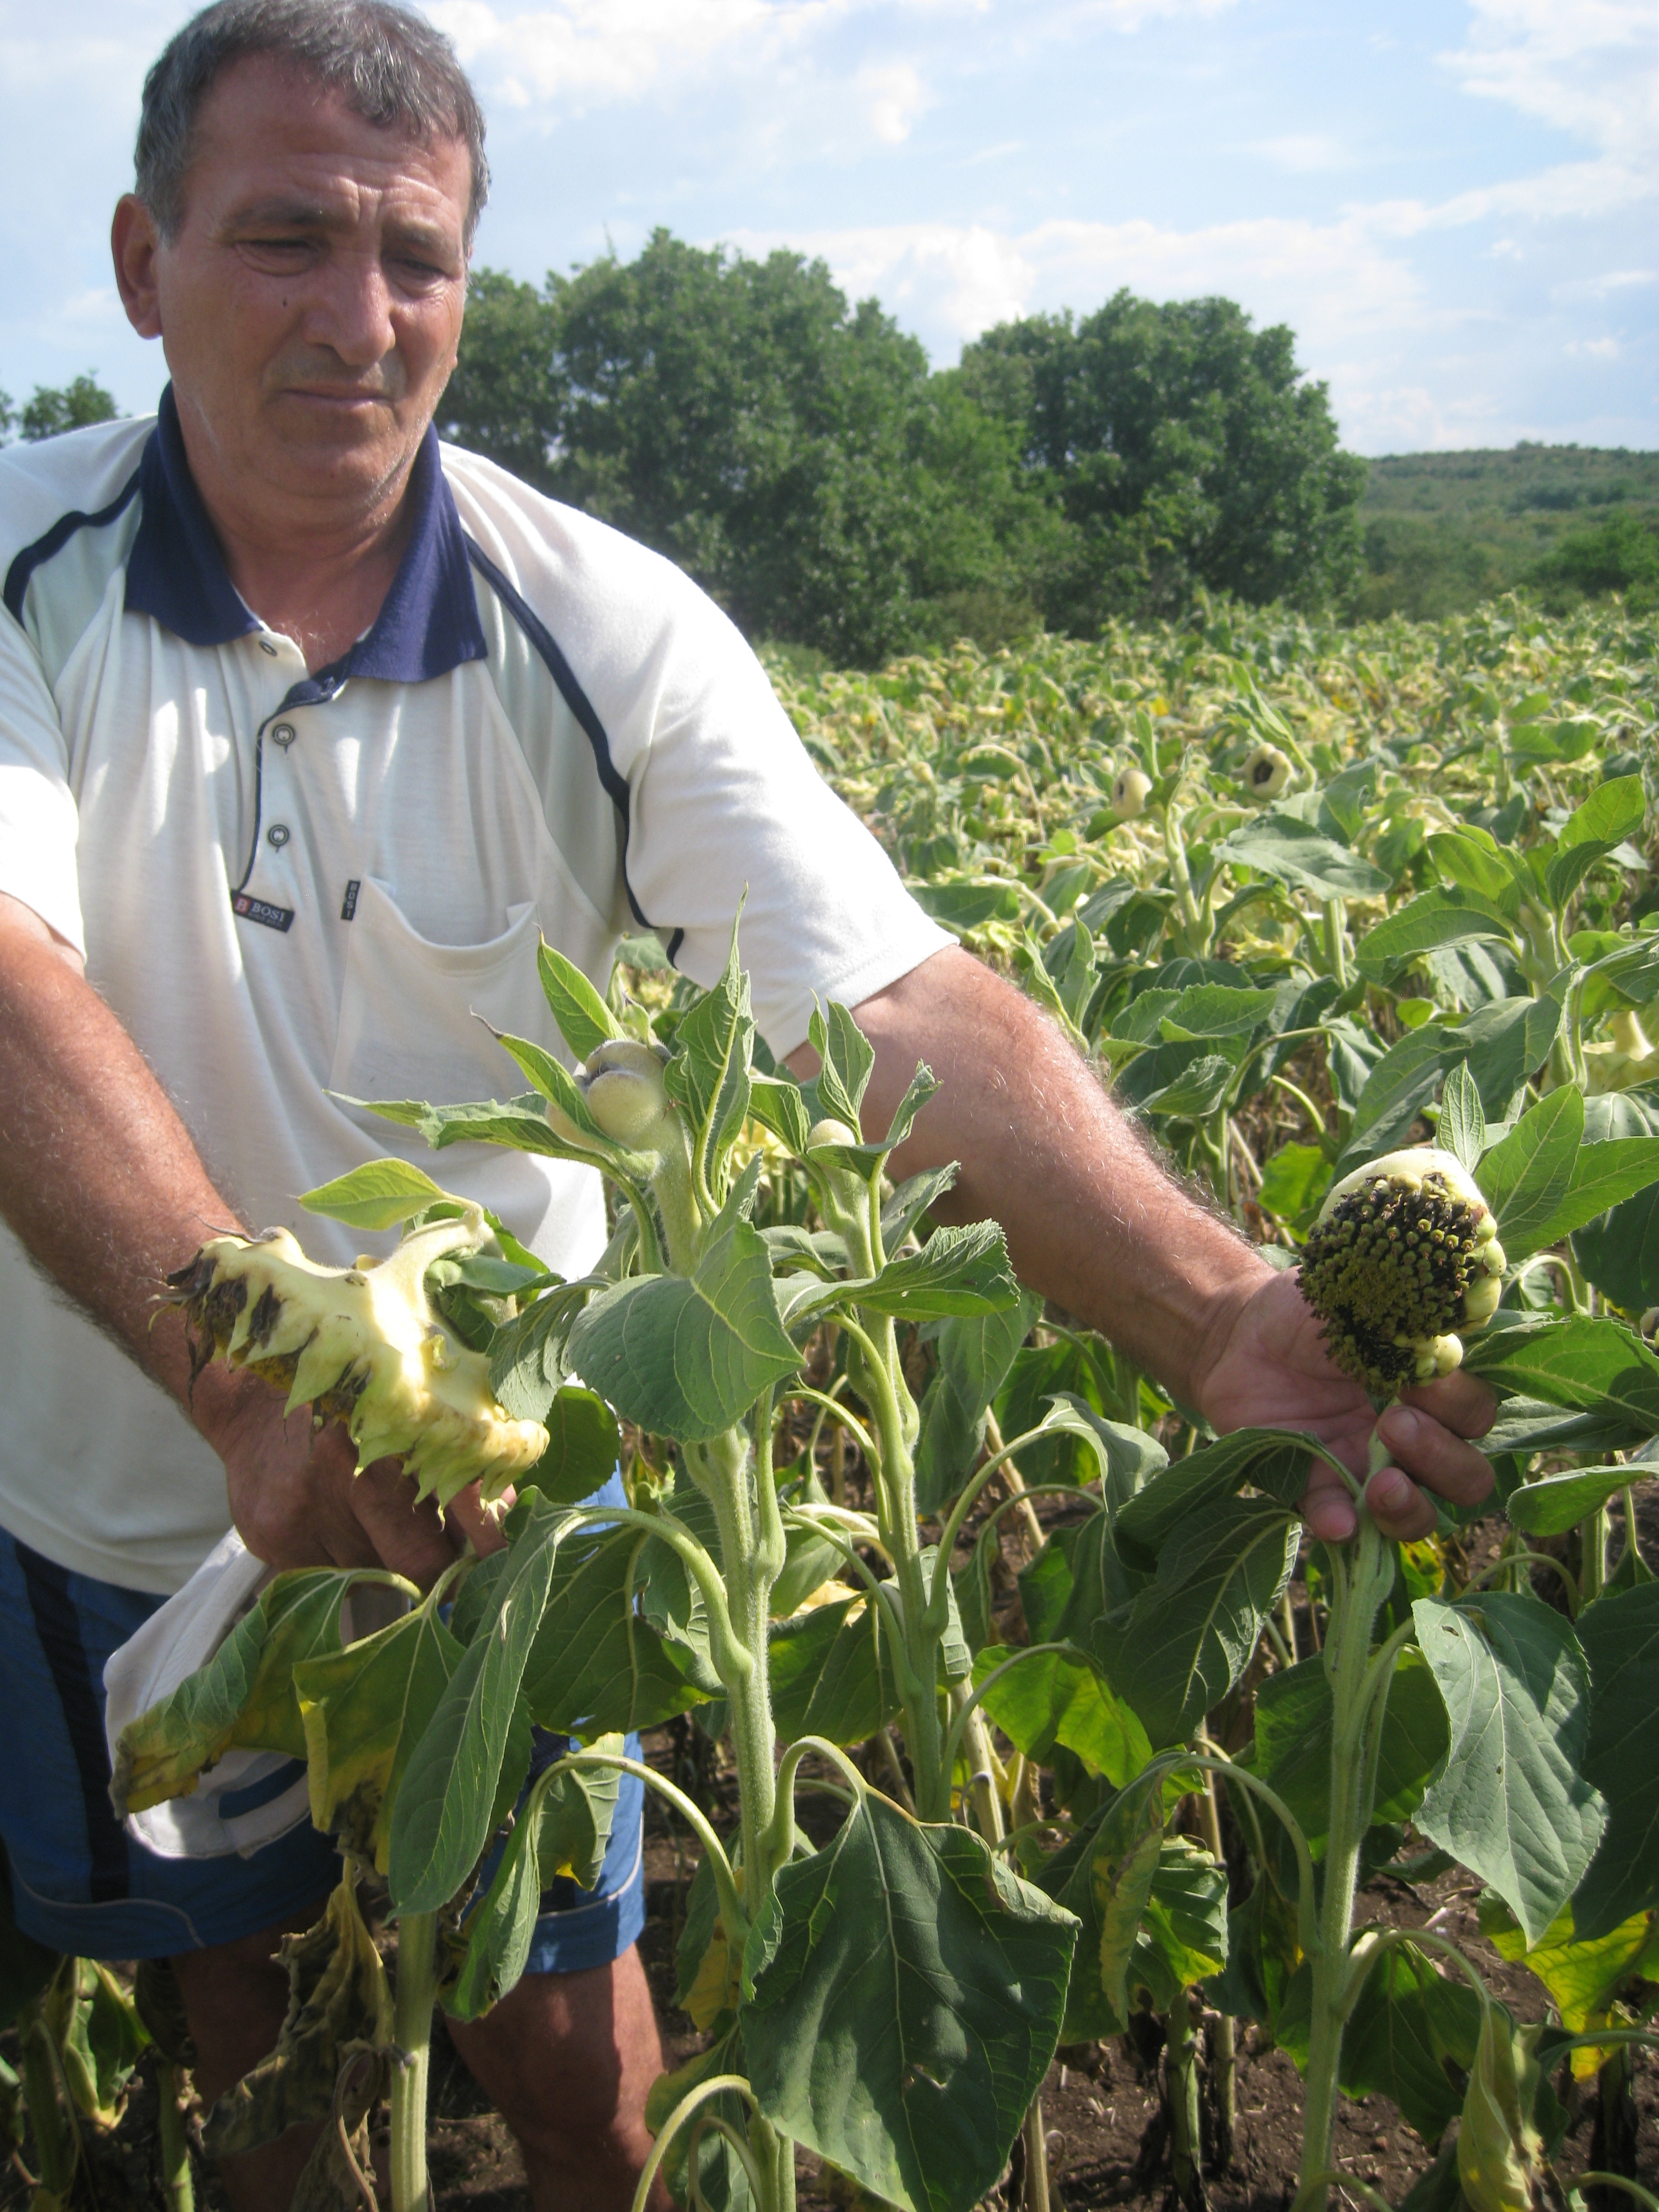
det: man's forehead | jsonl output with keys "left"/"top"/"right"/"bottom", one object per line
{"left": 185, "top": 52, "right": 471, "bottom": 217}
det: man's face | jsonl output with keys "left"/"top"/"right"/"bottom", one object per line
{"left": 116, "top": 54, "right": 471, "bottom": 526}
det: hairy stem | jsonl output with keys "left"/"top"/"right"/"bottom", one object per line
{"left": 157, "top": 2057, "right": 195, "bottom": 2212}
{"left": 1196, "top": 1776, "right": 1236, "bottom": 2171}
{"left": 390, "top": 1911, "right": 439, "bottom": 2212}
{"left": 687, "top": 1423, "right": 780, "bottom": 1919}
{"left": 1583, "top": 1500, "right": 1608, "bottom": 1603}
{"left": 1165, "top": 1991, "right": 1206, "bottom": 2212}
{"left": 1293, "top": 1507, "right": 1398, "bottom": 2212}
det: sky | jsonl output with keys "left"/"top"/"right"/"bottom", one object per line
{"left": 0, "top": 0, "right": 1655, "bottom": 456}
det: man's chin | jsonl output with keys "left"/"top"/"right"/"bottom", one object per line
{"left": 263, "top": 418, "right": 415, "bottom": 499}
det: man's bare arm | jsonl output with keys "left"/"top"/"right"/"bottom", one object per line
{"left": 0, "top": 890, "right": 465, "bottom": 1577}
{"left": 787, "top": 945, "right": 1496, "bottom": 1539}
{"left": 788, "top": 944, "right": 1264, "bottom": 1407}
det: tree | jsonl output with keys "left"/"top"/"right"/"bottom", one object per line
{"left": 1530, "top": 510, "right": 1659, "bottom": 612}
{"left": 959, "top": 293, "right": 1364, "bottom": 627}
{"left": 440, "top": 240, "right": 1367, "bottom": 661}
{"left": 442, "top": 234, "right": 1053, "bottom": 665}
{"left": 7, "top": 374, "right": 121, "bottom": 442}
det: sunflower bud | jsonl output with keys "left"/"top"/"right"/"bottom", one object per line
{"left": 1110, "top": 767, "right": 1152, "bottom": 820}
{"left": 1584, "top": 1008, "right": 1659, "bottom": 1094}
{"left": 165, "top": 1212, "right": 547, "bottom": 1508}
{"left": 1243, "top": 743, "right": 1292, "bottom": 801}
{"left": 1297, "top": 1146, "right": 1505, "bottom": 1394}
{"left": 806, "top": 1118, "right": 860, "bottom": 1150}
{"left": 576, "top": 1038, "right": 677, "bottom": 1147}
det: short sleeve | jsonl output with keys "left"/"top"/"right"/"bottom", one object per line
{"left": 609, "top": 585, "right": 952, "bottom": 1057}
{"left": 0, "top": 605, "right": 85, "bottom": 954}
{"left": 436, "top": 458, "right": 953, "bottom": 1058}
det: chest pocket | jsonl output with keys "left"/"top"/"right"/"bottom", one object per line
{"left": 330, "top": 876, "right": 547, "bottom": 1109}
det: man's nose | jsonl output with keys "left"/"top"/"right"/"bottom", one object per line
{"left": 309, "top": 252, "right": 398, "bottom": 367}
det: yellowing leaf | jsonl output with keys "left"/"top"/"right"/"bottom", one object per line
{"left": 1458, "top": 2008, "right": 1547, "bottom": 2212}
{"left": 1478, "top": 1895, "right": 1659, "bottom": 2080}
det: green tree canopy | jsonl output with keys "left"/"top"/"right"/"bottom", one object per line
{"left": 440, "top": 237, "right": 1364, "bottom": 663}
{"left": 1530, "top": 510, "right": 1659, "bottom": 613}
{"left": 442, "top": 234, "right": 1054, "bottom": 665}
{"left": 0, "top": 374, "right": 120, "bottom": 444}
{"left": 959, "top": 293, "right": 1365, "bottom": 628}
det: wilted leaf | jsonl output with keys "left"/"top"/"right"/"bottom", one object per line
{"left": 294, "top": 1599, "right": 463, "bottom": 1872}
{"left": 113, "top": 1569, "right": 383, "bottom": 1813}
{"left": 203, "top": 1875, "right": 392, "bottom": 2158}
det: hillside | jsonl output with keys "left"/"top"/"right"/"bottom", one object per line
{"left": 1355, "top": 442, "right": 1659, "bottom": 619}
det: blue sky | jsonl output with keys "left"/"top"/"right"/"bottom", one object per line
{"left": 1, "top": 0, "right": 1653, "bottom": 455}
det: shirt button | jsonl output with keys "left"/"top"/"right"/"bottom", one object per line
{"left": 267, "top": 823, "right": 291, "bottom": 848}
{"left": 271, "top": 724, "right": 296, "bottom": 748}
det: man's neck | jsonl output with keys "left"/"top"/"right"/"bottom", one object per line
{"left": 173, "top": 397, "right": 424, "bottom": 674}
{"left": 213, "top": 487, "right": 414, "bottom": 674}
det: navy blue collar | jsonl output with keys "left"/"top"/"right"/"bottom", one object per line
{"left": 124, "top": 384, "right": 487, "bottom": 685}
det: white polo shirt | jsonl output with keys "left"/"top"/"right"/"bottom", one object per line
{"left": 0, "top": 393, "right": 950, "bottom": 1592}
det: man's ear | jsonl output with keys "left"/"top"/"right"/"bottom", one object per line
{"left": 112, "top": 196, "right": 164, "bottom": 340}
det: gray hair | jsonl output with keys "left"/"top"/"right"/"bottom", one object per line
{"left": 135, "top": 0, "right": 489, "bottom": 246}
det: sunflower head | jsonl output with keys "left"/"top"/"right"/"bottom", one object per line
{"left": 1298, "top": 1146, "right": 1505, "bottom": 1395}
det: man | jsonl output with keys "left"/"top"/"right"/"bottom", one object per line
{"left": 0, "top": 2, "right": 1498, "bottom": 2205}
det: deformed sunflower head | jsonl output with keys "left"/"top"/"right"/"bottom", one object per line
{"left": 1297, "top": 1146, "right": 1506, "bottom": 1395}
{"left": 1243, "top": 743, "right": 1292, "bottom": 801}
{"left": 165, "top": 1208, "right": 548, "bottom": 1509}
{"left": 1111, "top": 766, "right": 1152, "bottom": 820}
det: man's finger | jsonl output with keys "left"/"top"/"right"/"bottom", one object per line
{"left": 1399, "top": 1369, "right": 1498, "bottom": 1441}
{"left": 348, "top": 1457, "right": 461, "bottom": 1586}
{"left": 1376, "top": 1403, "right": 1495, "bottom": 1507}
{"left": 448, "top": 1483, "right": 512, "bottom": 1557}
{"left": 1363, "top": 1464, "right": 1441, "bottom": 1542}
{"left": 1300, "top": 1459, "right": 1358, "bottom": 1543}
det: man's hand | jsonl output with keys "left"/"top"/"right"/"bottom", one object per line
{"left": 1193, "top": 1264, "right": 1498, "bottom": 1542}
{"left": 0, "top": 891, "right": 505, "bottom": 1583}
{"left": 211, "top": 1384, "right": 506, "bottom": 1583}
{"left": 834, "top": 950, "right": 1497, "bottom": 1540}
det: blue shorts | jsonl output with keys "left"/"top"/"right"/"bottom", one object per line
{"left": 0, "top": 1526, "right": 645, "bottom": 1974}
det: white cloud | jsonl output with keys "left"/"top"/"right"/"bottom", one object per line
{"left": 0, "top": 29, "right": 153, "bottom": 92}
{"left": 55, "top": 286, "right": 125, "bottom": 327}
{"left": 859, "top": 61, "right": 930, "bottom": 146}
{"left": 727, "top": 209, "right": 1428, "bottom": 359}
{"left": 1567, "top": 336, "right": 1621, "bottom": 358}
{"left": 426, "top": 0, "right": 1241, "bottom": 115}
{"left": 426, "top": 0, "right": 811, "bottom": 108}
{"left": 740, "top": 221, "right": 1034, "bottom": 337}
{"left": 1441, "top": 1, "right": 1657, "bottom": 158}
{"left": 1331, "top": 382, "right": 1505, "bottom": 455}
{"left": 1057, "top": 0, "right": 1239, "bottom": 24}
{"left": 1553, "top": 267, "right": 1656, "bottom": 301}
